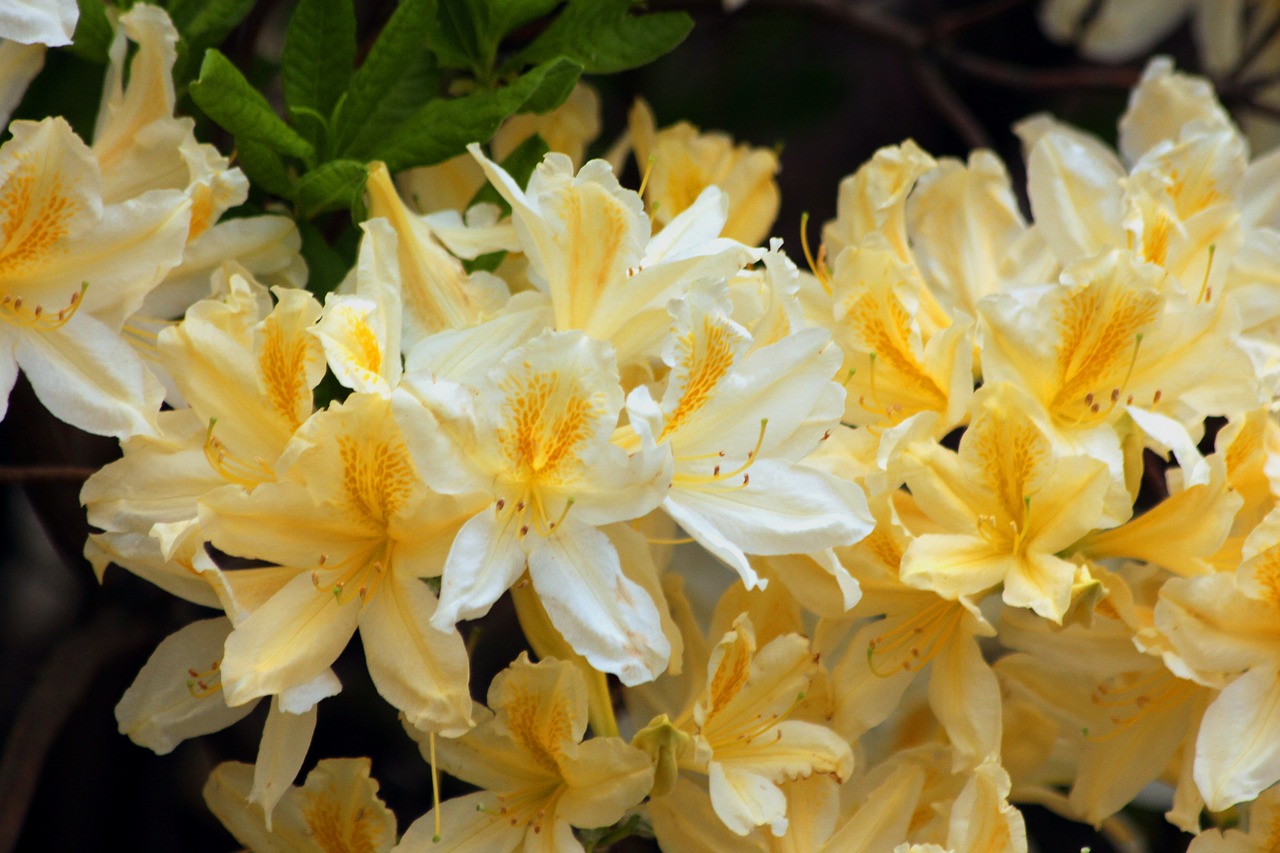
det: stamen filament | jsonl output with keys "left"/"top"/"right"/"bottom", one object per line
{"left": 799, "top": 212, "right": 832, "bottom": 296}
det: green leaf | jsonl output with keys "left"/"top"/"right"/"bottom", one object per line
{"left": 333, "top": 0, "right": 435, "bottom": 155}
{"left": 468, "top": 133, "right": 548, "bottom": 215}
{"left": 68, "top": 0, "right": 113, "bottom": 64}
{"left": 282, "top": 0, "right": 357, "bottom": 131}
{"left": 336, "top": 50, "right": 439, "bottom": 162}
{"left": 429, "top": 0, "right": 560, "bottom": 75}
{"left": 235, "top": 139, "right": 294, "bottom": 198}
{"left": 168, "top": 0, "right": 256, "bottom": 85}
{"left": 513, "top": 0, "right": 692, "bottom": 74}
{"left": 190, "top": 50, "right": 314, "bottom": 162}
{"left": 429, "top": 0, "right": 485, "bottom": 71}
{"left": 376, "top": 57, "right": 580, "bottom": 171}
{"left": 295, "top": 159, "right": 369, "bottom": 218}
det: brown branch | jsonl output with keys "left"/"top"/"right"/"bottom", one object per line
{"left": 934, "top": 0, "right": 1033, "bottom": 39}
{"left": 913, "top": 59, "right": 992, "bottom": 150}
{"left": 0, "top": 465, "right": 98, "bottom": 484}
{"left": 0, "top": 609, "right": 150, "bottom": 853}
{"left": 945, "top": 51, "right": 1142, "bottom": 90}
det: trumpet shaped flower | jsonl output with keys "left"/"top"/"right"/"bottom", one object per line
{"left": 206, "top": 758, "right": 396, "bottom": 853}
{"left": 624, "top": 281, "right": 873, "bottom": 594}
{"left": 201, "top": 392, "right": 476, "bottom": 734}
{"left": 900, "top": 382, "right": 1112, "bottom": 621}
{"left": 0, "top": 116, "right": 190, "bottom": 436}
{"left": 396, "top": 654, "right": 653, "bottom": 853}
{"left": 406, "top": 329, "right": 673, "bottom": 685}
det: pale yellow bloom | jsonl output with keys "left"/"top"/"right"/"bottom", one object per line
{"left": 0, "top": 0, "right": 75, "bottom": 46}
{"left": 94, "top": 5, "right": 304, "bottom": 318}
{"left": 396, "top": 654, "right": 653, "bottom": 853}
{"left": 468, "top": 143, "right": 759, "bottom": 368}
{"left": 406, "top": 329, "right": 673, "bottom": 685}
{"left": 201, "top": 392, "right": 477, "bottom": 735}
{"left": 205, "top": 758, "right": 396, "bottom": 853}
{"left": 0, "top": 116, "right": 190, "bottom": 436}
{"left": 82, "top": 268, "right": 323, "bottom": 604}
{"left": 1156, "top": 507, "right": 1280, "bottom": 809}
{"left": 899, "top": 382, "right": 1112, "bottom": 621}
{"left": 680, "top": 614, "right": 853, "bottom": 837}
{"left": 623, "top": 280, "right": 872, "bottom": 595}
{"left": 629, "top": 98, "right": 780, "bottom": 247}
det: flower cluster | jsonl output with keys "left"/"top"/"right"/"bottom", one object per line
{"left": 11, "top": 1, "right": 1280, "bottom": 850}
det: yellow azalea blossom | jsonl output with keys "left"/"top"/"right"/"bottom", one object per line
{"left": 648, "top": 765, "right": 926, "bottom": 853}
{"left": 899, "top": 382, "right": 1113, "bottom": 622}
{"left": 82, "top": 268, "right": 324, "bottom": 604}
{"left": 676, "top": 614, "right": 853, "bottom": 837}
{"left": 404, "top": 328, "right": 673, "bottom": 685}
{"left": 116, "top": 617, "right": 341, "bottom": 824}
{"left": 91, "top": 5, "right": 303, "bottom": 318}
{"left": 0, "top": 0, "right": 75, "bottom": 46}
{"left": 396, "top": 654, "right": 653, "bottom": 853}
{"left": 821, "top": 141, "right": 951, "bottom": 338}
{"left": 468, "top": 143, "right": 760, "bottom": 368}
{"left": 0, "top": 40, "right": 44, "bottom": 127}
{"left": 205, "top": 758, "right": 396, "bottom": 853}
{"left": 628, "top": 98, "right": 781, "bottom": 247}
{"left": 828, "top": 235, "right": 974, "bottom": 434}
{"left": 0, "top": 116, "right": 190, "bottom": 437}
{"left": 200, "top": 392, "right": 477, "bottom": 734}
{"left": 1155, "top": 506, "right": 1280, "bottom": 810}
{"left": 996, "top": 572, "right": 1211, "bottom": 830}
{"left": 905, "top": 150, "right": 1056, "bottom": 319}
{"left": 829, "top": 491, "right": 1001, "bottom": 768}
{"left": 313, "top": 218, "right": 404, "bottom": 396}
{"left": 978, "top": 249, "right": 1260, "bottom": 498}
{"left": 365, "top": 164, "right": 510, "bottom": 345}
{"left": 623, "top": 280, "right": 872, "bottom": 596}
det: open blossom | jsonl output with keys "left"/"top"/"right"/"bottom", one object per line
{"left": 0, "top": 116, "right": 189, "bottom": 436}
{"left": 397, "top": 654, "right": 653, "bottom": 853}
{"left": 81, "top": 267, "right": 324, "bottom": 606}
{"left": 0, "top": 0, "right": 75, "bottom": 46}
{"left": 628, "top": 97, "right": 781, "bottom": 247}
{"left": 404, "top": 328, "right": 673, "bottom": 685}
{"left": 201, "top": 392, "right": 477, "bottom": 735}
{"left": 623, "top": 280, "right": 872, "bottom": 597}
{"left": 898, "top": 381, "right": 1113, "bottom": 621}
{"left": 205, "top": 758, "right": 397, "bottom": 853}
{"left": 467, "top": 143, "right": 759, "bottom": 368}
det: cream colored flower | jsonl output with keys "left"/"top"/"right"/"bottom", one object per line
{"left": 201, "top": 392, "right": 477, "bottom": 735}
{"left": 0, "top": 116, "right": 189, "bottom": 437}
{"left": 623, "top": 280, "right": 872, "bottom": 595}
{"left": 898, "top": 382, "right": 1112, "bottom": 622}
{"left": 677, "top": 614, "right": 853, "bottom": 837}
{"left": 82, "top": 268, "right": 323, "bottom": 604}
{"left": 396, "top": 654, "right": 653, "bottom": 853}
{"left": 0, "top": 0, "right": 75, "bottom": 46}
{"left": 205, "top": 758, "right": 396, "bottom": 853}
{"left": 406, "top": 329, "right": 673, "bottom": 685}
{"left": 629, "top": 98, "right": 780, "bottom": 247}
{"left": 468, "top": 143, "right": 759, "bottom": 368}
